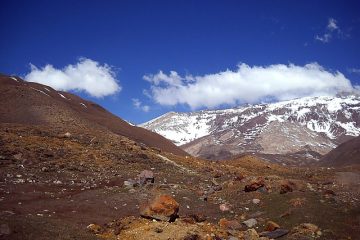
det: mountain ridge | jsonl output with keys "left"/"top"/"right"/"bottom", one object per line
{"left": 0, "top": 74, "right": 187, "bottom": 156}
{"left": 141, "top": 94, "right": 360, "bottom": 161}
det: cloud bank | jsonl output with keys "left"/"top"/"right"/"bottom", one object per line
{"left": 143, "top": 63, "right": 355, "bottom": 109}
{"left": 25, "top": 58, "right": 121, "bottom": 98}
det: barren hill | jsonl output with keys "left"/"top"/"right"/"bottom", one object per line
{"left": 0, "top": 74, "right": 187, "bottom": 156}
{"left": 320, "top": 135, "right": 360, "bottom": 166}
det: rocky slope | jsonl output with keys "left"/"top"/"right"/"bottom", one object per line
{"left": 0, "top": 74, "right": 187, "bottom": 156}
{"left": 141, "top": 95, "right": 360, "bottom": 161}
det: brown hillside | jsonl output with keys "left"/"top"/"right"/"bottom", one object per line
{"left": 320, "top": 135, "right": 360, "bottom": 167}
{"left": 0, "top": 74, "right": 187, "bottom": 156}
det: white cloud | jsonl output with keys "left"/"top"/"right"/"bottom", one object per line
{"left": 315, "top": 33, "right": 332, "bottom": 43}
{"left": 315, "top": 18, "right": 343, "bottom": 43}
{"left": 25, "top": 58, "right": 121, "bottom": 98}
{"left": 132, "top": 98, "right": 150, "bottom": 112}
{"left": 143, "top": 62, "right": 355, "bottom": 109}
{"left": 327, "top": 18, "right": 338, "bottom": 31}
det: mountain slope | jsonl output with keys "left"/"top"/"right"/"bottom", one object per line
{"left": 0, "top": 74, "right": 187, "bottom": 156}
{"left": 319, "top": 135, "right": 360, "bottom": 166}
{"left": 141, "top": 95, "right": 360, "bottom": 160}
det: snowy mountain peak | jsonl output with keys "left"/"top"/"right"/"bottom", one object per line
{"left": 141, "top": 95, "right": 360, "bottom": 160}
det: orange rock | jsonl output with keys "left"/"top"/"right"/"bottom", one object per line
{"left": 140, "top": 194, "right": 179, "bottom": 222}
{"left": 280, "top": 180, "right": 296, "bottom": 194}
{"left": 219, "top": 218, "right": 242, "bottom": 230}
{"left": 244, "top": 178, "right": 265, "bottom": 192}
{"left": 265, "top": 221, "right": 280, "bottom": 231}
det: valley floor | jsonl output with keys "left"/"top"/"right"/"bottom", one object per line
{"left": 0, "top": 124, "right": 359, "bottom": 239}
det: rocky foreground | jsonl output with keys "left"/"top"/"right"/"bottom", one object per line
{"left": 0, "top": 123, "right": 359, "bottom": 239}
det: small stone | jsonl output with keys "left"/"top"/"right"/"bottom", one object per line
{"left": 252, "top": 199, "right": 260, "bottom": 204}
{"left": 265, "top": 221, "right": 280, "bottom": 231}
{"left": 64, "top": 132, "right": 71, "bottom": 138}
{"left": 219, "top": 218, "right": 242, "bottom": 230}
{"left": 219, "top": 203, "right": 230, "bottom": 212}
{"left": 124, "top": 179, "right": 138, "bottom": 188}
{"left": 154, "top": 227, "right": 163, "bottom": 233}
{"left": 243, "top": 218, "right": 257, "bottom": 228}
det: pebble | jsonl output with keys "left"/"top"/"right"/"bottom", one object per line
{"left": 252, "top": 199, "right": 260, "bottom": 204}
{"left": 243, "top": 218, "right": 257, "bottom": 228}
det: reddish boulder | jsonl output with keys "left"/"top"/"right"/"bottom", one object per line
{"left": 219, "top": 218, "right": 242, "bottom": 230}
{"left": 280, "top": 180, "right": 296, "bottom": 194}
{"left": 265, "top": 221, "right": 280, "bottom": 231}
{"left": 140, "top": 194, "right": 179, "bottom": 222}
{"left": 244, "top": 178, "right": 265, "bottom": 192}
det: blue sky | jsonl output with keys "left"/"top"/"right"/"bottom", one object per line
{"left": 1, "top": 0, "right": 360, "bottom": 124}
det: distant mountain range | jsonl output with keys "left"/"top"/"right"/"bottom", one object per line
{"left": 141, "top": 94, "right": 360, "bottom": 162}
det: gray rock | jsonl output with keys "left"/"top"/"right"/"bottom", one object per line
{"left": 243, "top": 218, "right": 257, "bottom": 228}
{"left": 124, "top": 179, "right": 138, "bottom": 188}
{"left": 138, "top": 170, "right": 154, "bottom": 185}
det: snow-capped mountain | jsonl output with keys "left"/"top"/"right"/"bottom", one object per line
{"left": 141, "top": 95, "right": 360, "bottom": 160}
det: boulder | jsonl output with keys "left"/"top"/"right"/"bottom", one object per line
{"left": 140, "top": 194, "right": 179, "bottom": 222}
{"left": 138, "top": 170, "right": 154, "bottom": 185}
{"left": 245, "top": 178, "right": 265, "bottom": 192}
{"left": 280, "top": 180, "right": 296, "bottom": 194}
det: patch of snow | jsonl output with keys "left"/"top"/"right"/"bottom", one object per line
{"left": 10, "top": 77, "right": 18, "bottom": 82}
{"left": 30, "top": 87, "right": 50, "bottom": 97}
{"left": 58, "top": 93, "right": 68, "bottom": 99}
{"left": 80, "top": 103, "right": 87, "bottom": 108}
